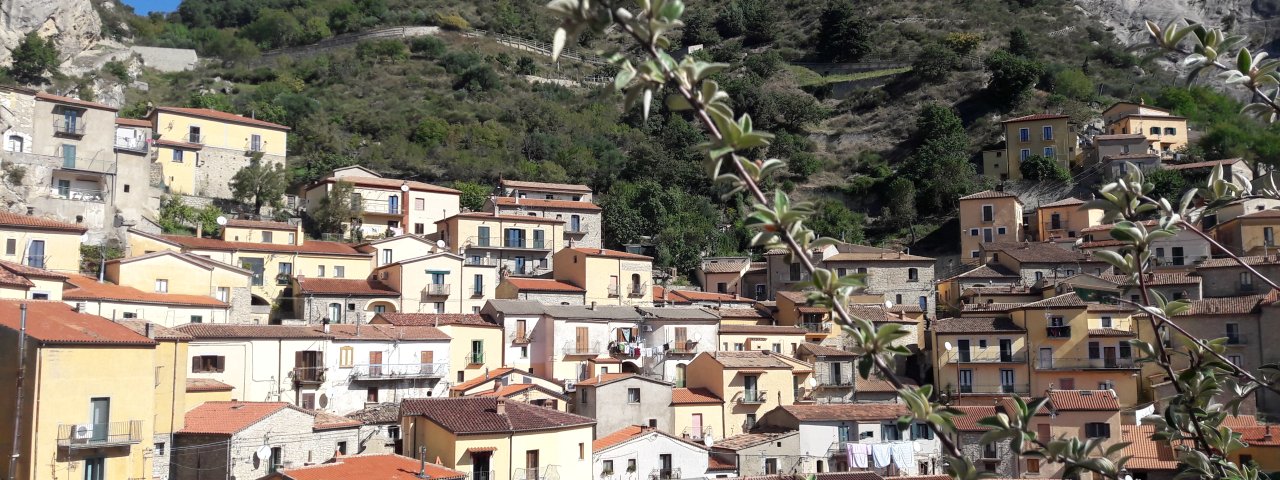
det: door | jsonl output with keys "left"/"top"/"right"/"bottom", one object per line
{"left": 477, "top": 226, "right": 490, "bottom": 246}
{"left": 1172, "top": 246, "right": 1185, "bottom": 265}
{"left": 1038, "top": 347, "right": 1053, "bottom": 369}
{"left": 27, "top": 240, "right": 45, "bottom": 269}
{"left": 369, "top": 351, "right": 383, "bottom": 377}
{"left": 525, "top": 450, "right": 539, "bottom": 480}
{"left": 473, "top": 452, "right": 492, "bottom": 480}
{"left": 691, "top": 413, "right": 703, "bottom": 439}
{"left": 999, "top": 339, "right": 1012, "bottom": 362}
{"left": 420, "top": 351, "right": 434, "bottom": 375}
{"left": 241, "top": 258, "right": 265, "bottom": 286}
{"left": 62, "top": 144, "right": 76, "bottom": 168}
{"left": 830, "top": 361, "right": 842, "bottom": 385}
{"left": 570, "top": 215, "right": 581, "bottom": 232}
{"left": 90, "top": 398, "right": 109, "bottom": 442}
{"left": 675, "top": 364, "right": 686, "bottom": 387}
{"left": 516, "top": 320, "right": 527, "bottom": 342}
{"left": 958, "top": 370, "right": 973, "bottom": 393}
{"left": 505, "top": 228, "right": 524, "bottom": 248}
{"left": 744, "top": 375, "right": 759, "bottom": 402}
{"left": 328, "top": 303, "right": 342, "bottom": 323}
{"left": 83, "top": 458, "right": 105, "bottom": 480}
{"left": 64, "top": 109, "right": 78, "bottom": 132}
{"left": 514, "top": 257, "right": 526, "bottom": 275}
{"left": 1103, "top": 346, "right": 1117, "bottom": 368}
{"left": 1051, "top": 213, "right": 1062, "bottom": 230}
{"left": 660, "top": 454, "right": 673, "bottom": 478}
{"left": 575, "top": 326, "right": 588, "bottom": 354}
{"left": 1000, "top": 369, "right": 1015, "bottom": 393}
{"left": 532, "top": 229, "right": 544, "bottom": 249}
{"left": 957, "top": 339, "right": 970, "bottom": 362}
{"left": 388, "top": 195, "right": 399, "bottom": 214}
{"left": 982, "top": 227, "right": 993, "bottom": 242}
{"left": 674, "top": 327, "right": 688, "bottom": 352}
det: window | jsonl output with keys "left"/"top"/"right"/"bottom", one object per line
{"left": 907, "top": 268, "right": 919, "bottom": 282}
{"left": 981, "top": 205, "right": 994, "bottom": 222}
{"left": 171, "top": 149, "right": 184, "bottom": 162}
{"left": 415, "top": 198, "right": 425, "bottom": 210}
{"left": 1088, "top": 342, "right": 1100, "bottom": 359}
{"left": 84, "top": 458, "right": 105, "bottom": 480}
{"left": 1241, "top": 272, "right": 1253, "bottom": 287}
{"left": 414, "top": 223, "right": 425, "bottom": 234}
{"left": 328, "top": 303, "right": 342, "bottom": 323}
{"left": 983, "top": 442, "right": 998, "bottom": 459}
{"left": 381, "top": 249, "right": 393, "bottom": 265}
{"left": 190, "top": 315, "right": 203, "bottom": 323}
{"left": 270, "top": 447, "right": 283, "bottom": 473}
{"left": 912, "top": 422, "right": 934, "bottom": 440}
{"left": 277, "top": 262, "right": 292, "bottom": 285}
{"left": 958, "top": 369, "right": 973, "bottom": 393}
{"left": 771, "top": 343, "right": 781, "bottom": 353}
{"left": 881, "top": 423, "right": 902, "bottom": 441}
{"left": 1164, "top": 127, "right": 1177, "bottom": 135}
{"left": 969, "top": 228, "right": 978, "bottom": 236}
{"left": 1101, "top": 316, "right": 1113, "bottom": 328}
{"left": 335, "top": 266, "right": 345, "bottom": 278}
{"left": 1085, "top": 422, "right": 1111, "bottom": 439}
{"left": 997, "top": 227, "right": 1006, "bottom": 235}
{"left": 1228, "top": 354, "right": 1243, "bottom": 367}
{"left": 339, "top": 347, "right": 354, "bottom": 367}
{"left": 4, "top": 239, "right": 13, "bottom": 255}
{"left": 1267, "top": 227, "right": 1276, "bottom": 246}
{"left": 1042, "top": 125, "right": 1053, "bottom": 140}
{"left": 1026, "top": 458, "right": 1041, "bottom": 474}
{"left": 579, "top": 443, "right": 585, "bottom": 460}
{"left": 367, "top": 387, "right": 379, "bottom": 403}
{"left": 1044, "top": 146, "right": 1055, "bottom": 158}
{"left": 155, "top": 279, "right": 168, "bottom": 293}
{"left": 262, "top": 231, "right": 273, "bottom": 243}
{"left": 1020, "top": 149, "right": 1031, "bottom": 160}
{"left": 627, "top": 388, "right": 640, "bottom": 403}
{"left": 191, "top": 355, "right": 225, "bottom": 373}
{"left": 789, "top": 262, "right": 803, "bottom": 281}
{"left": 1019, "top": 128, "right": 1030, "bottom": 142}
{"left": 473, "top": 274, "right": 484, "bottom": 295}
{"left": 581, "top": 389, "right": 589, "bottom": 404}
{"left": 716, "top": 282, "right": 728, "bottom": 293}
{"left": 1035, "top": 271, "right": 1044, "bottom": 281}
{"left": 336, "top": 441, "right": 348, "bottom": 455}
{"left": 764, "top": 458, "right": 778, "bottom": 474}
{"left": 1150, "top": 126, "right": 1161, "bottom": 135}
{"left": 734, "top": 343, "right": 744, "bottom": 351}
{"left": 122, "top": 311, "right": 136, "bottom": 319}
{"left": 25, "top": 240, "right": 44, "bottom": 269}
{"left": 1000, "top": 369, "right": 1015, "bottom": 393}
{"left": 215, "top": 287, "right": 229, "bottom": 302}
{"left": 155, "top": 442, "right": 166, "bottom": 456}
{"left": 435, "top": 302, "right": 445, "bottom": 313}
{"left": 603, "top": 460, "right": 614, "bottom": 474}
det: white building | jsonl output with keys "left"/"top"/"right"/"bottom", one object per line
{"left": 177, "top": 324, "right": 332, "bottom": 408}
{"left": 592, "top": 425, "right": 712, "bottom": 480}
{"left": 481, "top": 299, "right": 551, "bottom": 375}
{"left": 635, "top": 306, "right": 720, "bottom": 385}
{"left": 319, "top": 324, "right": 452, "bottom": 414}
{"left": 757, "top": 403, "right": 944, "bottom": 476}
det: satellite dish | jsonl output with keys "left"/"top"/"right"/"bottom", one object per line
{"left": 216, "top": 216, "right": 228, "bottom": 226}
{"left": 436, "top": 239, "right": 446, "bottom": 249}
{"left": 693, "top": 333, "right": 703, "bottom": 342}
{"left": 883, "top": 300, "right": 893, "bottom": 309}
{"left": 807, "top": 377, "right": 818, "bottom": 388}
{"left": 256, "top": 445, "right": 271, "bottom": 460}
{"left": 400, "top": 183, "right": 411, "bottom": 192}
{"left": 943, "top": 341, "right": 953, "bottom": 351}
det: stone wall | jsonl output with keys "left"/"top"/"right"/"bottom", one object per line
{"left": 846, "top": 260, "right": 937, "bottom": 317}
{"left": 959, "top": 431, "right": 1017, "bottom": 477}
{"left": 2, "top": 150, "right": 114, "bottom": 242}
{"left": 193, "top": 147, "right": 285, "bottom": 200}
{"left": 153, "top": 433, "right": 172, "bottom": 480}
{"left": 810, "top": 359, "right": 855, "bottom": 404}
{"left": 129, "top": 46, "right": 199, "bottom": 72}
{"left": 516, "top": 290, "right": 585, "bottom": 305}
{"left": 228, "top": 287, "right": 254, "bottom": 323}
{"left": 297, "top": 294, "right": 399, "bottom": 325}
{"left": 1198, "top": 264, "right": 1280, "bottom": 298}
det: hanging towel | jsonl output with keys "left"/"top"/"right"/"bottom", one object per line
{"left": 892, "top": 443, "right": 915, "bottom": 474}
{"left": 871, "top": 444, "right": 892, "bottom": 468}
{"left": 848, "top": 443, "right": 870, "bottom": 469}
{"left": 846, "top": 442, "right": 856, "bottom": 468}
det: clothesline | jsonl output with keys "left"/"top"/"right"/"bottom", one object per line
{"left": 845, "top": 441, "right": 918, "bottom": 474}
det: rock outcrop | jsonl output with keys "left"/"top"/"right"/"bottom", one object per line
{"left": 1075, "top": 0, "right": 1279, "bottom": 47}
{"left": 0, "top": 0, "right": 103, "bottom": 65}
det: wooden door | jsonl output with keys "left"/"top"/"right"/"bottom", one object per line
{"left": 575, "top": 327, "right": 588, "bottom": 353}
{"left": 369, "top": 351, "right": 383, "bottom": 376}
{"left": 421, "top": 351, "right": 434, "bottom": 375}
{"left": 674, "top": 327, "right": 688, "bottom": 351}
{"left": 525, "top": 450, "right": 539, "bottom": 480}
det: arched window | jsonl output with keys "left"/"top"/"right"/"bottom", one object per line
{"left": 631, "top": 273, "right": 641, "bottom": 295}
{"left": 675, "top": 363, "right": 687, "bottom": 387}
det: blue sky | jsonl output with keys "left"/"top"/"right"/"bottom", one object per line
{"left": 121, "top": 0, "right": 181, "bottom": 14}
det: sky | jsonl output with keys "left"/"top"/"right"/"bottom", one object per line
{"left": 121, "top": 0, "right": 181, "bottom": 14}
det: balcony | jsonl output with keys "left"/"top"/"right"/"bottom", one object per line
{"left": 422, "top": 284, "right": 451, "bottom": 298}
{"left": 563, "top": 341, "right": 602, "bottom": 356}
{"left": 1046, "top": 326, "right": 1072, "bottom": 338}
{"left": 737, "top": 389, "right": 767, "bottom": 404}
{"left": 114, "top": 137, "right": 149, "bottom": 154}
{"left": 23, "top": 255, "right": 48, "bottom": 270}
{"left": 818, "top": 376, "right": 855, "bottom": 388}
{"left": 58, "top": 155, "right": 116, "bottom": 174}
{"left": 465, "top": 257, "right": 499, "bottom": 267}
{"left": 683, "top": 426, "right": 713, "bottom": 441}
{"left": 467, "top": 352, "right": 485, "bottom": 364}
{"left": 292, "top": 366, "right": 326, "bottom": 385}
{"left": 800, "top": 323, "right": 829, "bottom": 334}
{"left": 509, "top": 330, "right": 534, "bottom": 344}
{"left": 359, "top": 199, "right": 402, "bottom": 216}
{"left": 1041, "top": 222, "right": 1072, "bottom": 239}
{"left": 668, "top": 340, "right": 697, "bottom": 355}
{"left": 350, "top": 363, "right": 445, "bottom": 380}
{"left": 1035, "top": 356, "right": 1137, "bottom": 370}
{"left": 1226, "top": 333, "right": 1249, "bottom": 346}
{"left": 944, "top": 351, "right": 1027, "bottom": 364}
{"left": 467, "top": 236, "right": 549, "bottom": 251}
{"left": 955, "top": 383, "right": 1031, "bottom": 395}
{"left": 649, "top": 468, "right": 681, "bottom": 480}
{"left": 514, "top": 466, "right": 557, "bottom": 480}
{"left": 50, "top": 186, "right": 105, "bottom": 203}
{"left": 629, "top": 283, "right": 647, "bottom": 297}
{"left": 53, "top": 119, "right": 86, "bottom": 136}
{"left": 58, "top": 420, "right": 142, "bottom": 449}
{"left": 566, "top": 224, "right": 589, "bottom": 235}
{"left": 1239, "top": 284, "right": 1258, "bottom": 294}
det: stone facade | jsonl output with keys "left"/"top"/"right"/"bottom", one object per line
{"left": 504, "top": 290, "right": 586, "bottom": 305}
{"left": 493, "top": 203, "right": 603, "bottom": 249}
{"left": 228, "top": 287, "right": 254, "bottom": 323}
{"left": 192, "top": 147, "right": 286, "bottom": 199}
{"left": 574, "top": 376, "right": 674, "bottom": 436}
{"left": 153, "top": 433, "right": 172, "bottom": 480}
{"left": 959, "top": 431, "right": 1017, "bottom": 477}
{"left": 170, "top": 407, "right": 360, "bottom": 480}
{"left": 296, "top": 294, "right": 399, "bottom": 325}
{"left": 1197, "top": 262, "right": 1280, "bottom": 298}
{"left": 807, "top": 359, "right": 855, "bottom": 404}
{"left": 3, "top": 150, "right": 113, "bottom": 242}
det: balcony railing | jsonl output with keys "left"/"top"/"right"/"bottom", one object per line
{"left": 467, "top": 352, "right": 485, "bottom": 364}
{"left": 50, "top": 186, "right": 105, "bottom": 203}
{"left": 23, "top": 255, "right": 48, "bottom": 269}
{"left": 955, "top": 383, "right": 1032, "bottom": 395}
{"left": 566, "top": 224, "right": 589, "bottom": 234}
{"left": 1226, "top": 333, "right": 1249, "bottom": 345}
{"left": 292, "top": 366, "right": 326, "bottom": 385}
{"left": 58, "top": 156, "right": 116, "bottom": 173}
{"left": 563, "top": 341, "right": 602, "bottom": 356}
{"left": 467, "top": 236, "right": 548, "bottom": 250}
{"left": 350, "top": 363, "right": 445, "bottom": 380}
{"left": 509, "top": 330, "right": 534, "bottom": 344}
{"left": 801, "top": 323, "right": 828, "bottom": 334}
{"left": 359, "top": 199, "right": 402, "bottom": 215}
{"left": 514, "top": 466, "right": 557, "bottom": 480}
{"left": 114, "top": 137, "right": 149, "bottom": 153}
{"left": 423, "top": 284, "right": 451, "bottom": 297}
{"left": 668, "top": 340, "right": 697, "bottom": 355}
{"left": 737, "top": 389, "right": 767, "bottom": 404}
{"left": 629, "top": 283, "right": 647, "bottom": 297}
{"left": 683, "top": 426, "right": 713, "bottom": 441}
{"left": 58, "top": 420, "right": 142, "bottom": 449}
{"left": 944, "top": 351, "right": 1027, "bottom": 364}
{"left": 1046, "top": 326, "right": 1072, "bottom": 338}
{"left": 53, "top": 119, "right": 86, "bottom": 136}
{"left": 818, "top": 376, "right": 855, "bottom": 388}
{"left": 1035, "top": 357, "right": 1137, "bottom": 370}
{"left": 650, "top": 468, "right": 681, "bottom": 480}
{"left": 465, "top": 257, "right": 499, "bottom": 267}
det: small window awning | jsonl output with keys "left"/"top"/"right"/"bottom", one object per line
{"left": 425, "top": 270, "right": 452, "bottom": 274}
{"left": 466, "top": 447, "right": 497, "bottom": 454}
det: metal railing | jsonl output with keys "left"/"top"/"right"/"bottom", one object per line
{"left": 1046, "top": 326, "right": 1072, "bottom": 338}
{"left": 683, "top": 426, "right": 713, "bottom": 441}
{"left": 565, "top": 224, "right": 589, "bottom": 234}
{"left": 513, "top": 466, "right": 558, "bottom": 480}
{"left": 956, "top": 383, "right": 1031, "bottom": 395}
{"left": 58, "top": 420, "right": 142, "bottom": 448}
{"left": 629, "top": 283, "right": 647, "bottom": 297}
{"left": 53, "top": 119, "right": 86, "bottom": 135}
{"left": 58, "top": 155, "right": 116, "bottom": 173}
{"left": 187, "top": 133, "right": 204, "bottom": 144}
{"left": 650, "top": 468, "right": 680, "bottom": 479}
{"left": 466, "top": 257, "right": 499, "bottom": 267}
{"left": 608, "top": 284, "right": 620, "bottom": 297}
{"left": 360, "top": 199, "right": 402, "bottom": 215}
{"left": 509, "top": 330, "right": 534, "bottom": 344}
{"left": 350, "top": 363, "right": 445, "bottom": 379}
{"left": 114, "top": 137, "right": 149, "bottom": 153}
{"left": 563, "top": 341, "right": 602, "bottom": 356}
{"left": 737, "top": 390, "right": 767, "bottom": 404}
{"left": 668, "top": 340, "right": 697, "bottom": 355}
{"left": 1226, "top": 333, "right": 1249, "bottom": 345}
{"left": 50, "top": 186, "right": 105, "bottom": 203}
{"left": 468, "top": 352, "right": 485, "bottom": 364}
{"left": 801, "top": 323, "right": 829, "bottom": 334}
{"left": 24, "top": 255, "right": 48, "bottom": 270}
{"left": 944, "top": 350, "right": 1027, "bottom": 364}
{"left": 819, "top": 376, "right": 855, "bottom": 387}
{"left": 1035, "top": 357, "right": 1137, "bottom": 369}
{"left": 292, "top": 366, "right": 326, "bottom": 384}
{"left": 423, "top": 284, "right": 451, "bottom": 297}
{"left": 467, "top": 236, "right": 547, "bottom": 250}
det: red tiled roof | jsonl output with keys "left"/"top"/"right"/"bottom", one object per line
{"left": 0, "top": 260, "right": 67, "bottom": 280}
{"left": 707, "top": 455, "right": 736, "bottom": 471}
{"left": 449, "top": 367, "right": 516, "bottom": 392}
{"left": 959, "top": 190, "right": 1020, "bottom": 201}
{"left": 1003, "top": 113, "right": 1070, "bottom": 123}
{"left": 0, "top": 262, "right": 37, "bottom": 288}
{"left": 708, "top": 351, "right": 793, "bottom": 369}
{"left": 671, "top": 387, "right": 722, "bottom": 405}
{"left": 951, "top": 406, "right": 998, "bottom": 432}
{"left": 276, "top": 454, "right": 465, "bottom": 480}
{"left": 855, "top": 375, "right": 916, "bottom": 393}
{"left": 155, "top": 106, "right": 289, "bottom": 130}
{"left": 718, "top": 324, "right": 807, "bottom": 335}
{"left": 575, "top": 372, "right": 638, "bottom": 386}
{"left": 438, "top": 212, "right": 564, "bottom": 224}
{"left": 0, "top": 211, "right": 87, "bottom": 233}
{"left": 565, "top": 247, "right": 653, "bottom": 261}
{"left": 177, "top": 324, "right": 331, "bottom": 339}
{"left": 314, "top": 175, "right": 459, "bottom": 194}
{"left": 1176, "top": 294, "right": 1267, "bottom": 316}
{"left": 594, "top": 425, "right": 647, "bottom": 451}
{"left": 503, "top": 278, "right": 585, "bottom": 292}
{"left": 400, "top": 397, "right": 594, "bottom": 433}
{"left": 180, "top": 401, "right": 296, "bottom": 435}
{"left": 226, "top": 219, "right": 297, "bottom": 230}
{"left": 1093, "top": 133, "right": 1147, "bottom": 141}
{"left": 117, "top": 320, "right": 191, "bottom": 341}
{"left": 501, "top": 179, "right": 592, "bottom": 193}
{"left": 296, "top": 276, "right": 398, "bottom": 296}
{"left": 186, "top": 378, "right": 234, "bottom": 392}
{"left": 1198, "top": 255, "right": 1280, "bottom": 269}
{"left": 312, "top": 410, "right": 363, "bottom": 431}
{"left": 115, "top": 117, "right": 151, "bottom": 127}
{"left": 942, "top": 263, "right": 1019, "bottom": 281}
{"left": 1047, "top": 390, "right": 1120, "bottom": 411}
{"left": 155, "top": 139, "right": 203, "bottom": 150}
{"left": 655, "top": 286, "right": 749, "bottom": 303}
{"left": 375, "top": 313, "right": 499, "bottom": 328}
{"left": 779, "top": 403, "right": 909, "bottom": 421}
{"left": 701, "top": 258, "right": 750, "bottom": 273}
{"left": 1039, "top": 197, "right": 1085, "bottom": 208}
{"left": 472, "top": 383, "right": 536, "bottom": 398}
{"left": 796, "top": 343, "right": 857, "bottom": 357}
{"left": 492, "top": 196, "right": 601, "bottom": 211}
{"left": 154, "top": 232, "right": 369, "bottom": 257}
{"left": 320, "top": 324, "right": 450, "bottom": 341}
{"left": 1122, "top": 425, "right": 1178, "bottom": 470}
{"left": 35, "top": 91, "right": 116, "bottom": 111}
{"left": 63, "top": 274, "right": 228, "bottom": 308}
{"left": 1163, "top": 158, "right": 1243, "bottom": 170}
{"left": 1088, "top": 328, "right": 1136, "bottom": 337}
{"left": 982, "top": 242, "right": 1100, "bottom": 264}
{"left": 716, "top": 308, "right": 771, "bottom": 319}
{"left": 0, "top": 300, "right": 155, "bottom": 346}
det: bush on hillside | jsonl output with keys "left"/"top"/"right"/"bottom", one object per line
{"left": 985, "top": 49, "right": 1044, "bottom": 107}
{"left": 8, "top": 32, "right": 59, "bottom": 84}
{"left": 356, "top": 39, "right": 408, "bottom": 63}
{"left": 1050, "top": 68, "right": 1094, "bottom": 101}
{"left": 435, "top": 12, "right": 471, "bottom": 31}
{"left": 410, "top": 36, "right": 447, "bottom": 58}
{"left": 817, "top": 0, "right": 873, "bottom": 62}
{"left": 913, "top": 43, "right": 959, "bottom": 82}
{"left": 1020, "top": 155, "right": 1070, "bottom": 182}
{"left": 943, "top": 32, "right": 981, "bottom": 55}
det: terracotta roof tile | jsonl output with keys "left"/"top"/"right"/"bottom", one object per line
{"left": 855, "top": 375, "right": 916, "bottom": 393}
{"left": 718, "top": 324, "right": 807, "bottom": 335}
{"left": 491, "top": 196, "right": 601, "bottom": 211}
{"left": 1039, "top": 197, "right": 1086, "bottom": 208}
{"left": 0, "top": 300, "right": 155, "bottom": 346}
{"left": 701, "top": 258, "right": 751, "bottom": 273}
{"left": 312, "top": 410, "right": 363, "bottom": 431}
{"left": 117, "top": 320, "right": 192, "bottom": 341}
{"left": 145, "top": 231, "right": 368, "bottom": 257}
{"left": 672, "top": 387, "right": 723, "bottom": 405}
{"left": 500, "top": 179, "right": 592, "bottom": 193}
{"left": 1164, "top": 158, "right": 1244, "bottom": 170}
{"left": 180, "top": 401, "right": 295, "bottom": 435}
{"left": 225, "top": 218, "right": 297, "bottom": 230}
{"left": 296, "top": 276, "right": 398, "bottom": 296}
{"left": 35, "top": 91, "right": 116, "bottom": 111}
{"left": 1177, "top": 295, "right": 1267, "bottom": 316}
{"left": 716, "top": 308, "right": 771, "bottom": 320}
{"left": 275, "top": 454, "right": 465, "bottom": 480}
{"left": 186, "top": 378, "right": 234, "bottom": 392}
{"left": 0, "top": 263, "right": 35, "bottom": 288}
{"left": 63, "top": 274, "right": 229, "bottom": 308}
{"left": 1197, "top": 255, "right": 1280, "bottom": 268}
{"left": 707, "top": 455, "right": 736, "bottom": 471}
{"left": 1018, "top": 292, "right": 1088, "bottom": 309}
{"left": 155, "top": 138, "right": 202, "bottom": 150}
{"left": 449, "top": 368, "right": 517, "bottom": 392}
{"left": 779, "top": 403, "right": 909, "bottom": 421}
{"left": 503, "top": 278, "right": 585, "bottom": 292}
{"left": 847, "top": 304, "right": 918, "bottom": 324}
{"left": 439, "top": 212, "right": 563, "bottom": 224}
{"left": 707, "top": 351, "right": 793, "bottom": 369}
{"left": 656, "top": 287, "right": 750, "bottom": 303}
{"left": 593, "top": 425, "right": 647, "bottom": 452}
{"left": 154, "top": 106, "right": 288, "bottom": 130}
{"left": 1047, "top": 390, "right": 1120, "bottom": 411}
{"left": 574, "top": 372, "right": 639, "bottom": 386}
{"left": 314, "top": 175, "right": 459, "bottom": 194}
{"left": 344, "top": 403, "right": 400, "bottom": 424}
{"left": 796, "top": 343, "right": 857, "bottom": 357}
{"left": 400, "top": 397, "right": 594, "bottom": 433}
{"left": 375, "top": 313, "right": 499, "bottom": 328}
{"left": 982, "top": 242, "right": 1100, "bottom": 264}
{"left": 115, "top": 117, "right": 151, "bottom": 127}
{"left": 1093, "top": 133, "right": 1148, "bottom": 141}
{"left": 959, "top": 190, "right": 1020, "bottom": 201}
{"left": 565, "top": 247, "right": 653, "bottom": 261}
{"left": 1122, "top": 425, "right": 1179, "bottom": 470}
{"left": 952, "top": 406, "right": 999, "bottom": 432}
{"left": 1088, "top": 328, "right": 1136, "bottom": 337}
{"left": 933, "top": 317, "right": 1025, "bottom": 334}
{"left": 960, "top": 302, "right": 1022, "bottom": 313}
{"left": 320, "top": 324, "right": 450, "bottom": 341}
{"left": 177, "top": 324, "right": 331, "bottom": 339}
{"left": 0, "top": 211, "right": 87, "bottom": 233}
{"left": 1235, "top": 425, "right": 1280, "bottom": 446}
{"left": 942, "top": 263, "right": 1019, "bottom": 281}
{"left": 713, "top": 431, "right": 797, "bottom": 451}
{"left": 1098, "top": 273, "right": 1200, "bottom": 286}
{"left": 1003, "top": 113, "right": 1070, "bottom": 123}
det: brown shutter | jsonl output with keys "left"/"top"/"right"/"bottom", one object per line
{"left": 1037, "top": 424, "right": 1051, "bottom": 443}
{"left": 675, "top": 327, "right": 688, "bottom": 344}
{"left": 369, "top": 351, "right": 382, "bottom": 364}
{"left": 295, "top": 351, "right": 305, "bottom": 368}
{"left": 316, "top": 351, "right": 323, "bottom": 368}
{"left": 192, "top": 356, "right": 201, "bottom": 373}
{"left": 576, "top": 327, "right": 588, "bottom": 351}
{"left": 421, "top": 351, "right": 434, "bottom": 364}
{"left": 616, "top": 328, "right": 625, "bottom": 342}
{"left": 216, "top": 356, "right": 226, "bottom": 373}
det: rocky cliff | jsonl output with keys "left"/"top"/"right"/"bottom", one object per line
{"left": 1076, "top": 0, "right": 1280, "bottom": 48}
{"left": 0, "top": 0, "right": 103, "bottom": 65}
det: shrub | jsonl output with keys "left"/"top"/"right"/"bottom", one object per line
{"left": 912, "top": 43, "right": 958, "bottom": 82}
{"left": 356, "top": 39, "right": 408, "bottom": 63}
{"left": 787, "top": 151, "right": 822, "bottom": 177}
{"left": 441, "top": 50, "right": 483, "bottom": 75}
{"left": 8, "top": 32, "right": 59, "bottom": 83}
{"left": 456, "top": 65, "right": 501, "bottom": 92}
{"left": 742, "top": 50, "right": 782, "bottom": 79}
{"left": 410, "top": 36, "right": 446, "bottom": 58}
{"left": 515, "top": 56, "right": 537, "bottom": 75}
{"left": 984, "top": 50, "right": 1044, "bottom": 107}
{"left": 816, "top": 1, "right": 872, "bottom": 62}
{"left": 943, "top": 32, "right": 981, "bottom": 55}
{"left": 434, "top": 12, "right": 471, "bottom": 31}
{"left": 1051, "top": 68, "right": 1094, "bottom": 101}
{"left": 103, "top": 60, "right": 131, "bottom": 83}
{"left": 1020, "top": 155, "right": 1070, "bottom": 182}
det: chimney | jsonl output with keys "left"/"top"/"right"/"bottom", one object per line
{"left": 496, "top": 398, "right": 507, "bottom": 415}
{"left": 590, "top": 301, "right": 597, "bottom": 310}
{"left": 322, "top": 318, "right": 330, "bottom": 333}
{"left": 145, "top": 323, "right": 154, "bottom": 339}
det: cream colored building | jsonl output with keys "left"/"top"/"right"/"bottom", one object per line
{"left": 372, "top": 312, "right": 505, "bottom": 384}
{"left": 717, "top": 324, "right": 807, "bottom": 355}
{"left": 303, "top": 166, "right": 461, "bottom": 238}
{"left": 104, "top": 249, "right": 252, "bottom": 321}
{"left": 437, "top": 212, "right": 565, "bottom": 276}
{"left": 1003, "top": 113, "right": 1077, "bottom": 177}
{"left": 684, "top": 351, "right": 800, "bottom": 437}
{"left": 552, "top": 247, "right": 654, "bottom": 305}
{"left": 671, "top": 387, "right": 726, "bottom": 441}
{"left": 958, "top": 190, "right": 1023, "bottom": 260}
{"left": 372, "top": 251, "right": 499, "bottom": 314}
{"left": 1102, "top": 101, "right": 1188, "bottom": 156}
{"left": 932, "top": 316, "right": 1030, "bottom": 396}
{"left": 0, "top": 211, "right": 86, "bottom": 274}
{"left": 63, "top": 273, "right": 233, "bottom": 326}
{"left": 1033, "top": 197, "right": 1104, "bottom": 242}
{"left": 150, "top": 106, "right": 289, "bottom": 198}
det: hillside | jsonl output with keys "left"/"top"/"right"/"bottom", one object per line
{"left": 48, "top": 0, "right": 1278, "bottom": 273}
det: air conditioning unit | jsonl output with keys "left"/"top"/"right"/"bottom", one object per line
{"left": 73, "top": 424, "right": 93, "bottom": 441}
{"left": 564, "top": 380, "right": 576, "bottom": 392}
{"left": 642, "top": 325, "right": 654, "bottom": 332}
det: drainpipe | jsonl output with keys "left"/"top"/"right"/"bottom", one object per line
{"left": 7, "top": 304, "right": 27, "bottom": 480}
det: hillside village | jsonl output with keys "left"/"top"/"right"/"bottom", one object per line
{"left": 0, "top": 62, "right": 1278, "bottom": 480}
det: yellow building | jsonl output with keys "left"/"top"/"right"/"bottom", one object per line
{"left": 1002, "top": 113, "right": 1077, "bottom": 178}
{"left": 304, "top": 166, "right": 462, "bottom": 237}
{"left": 149, "top": 106, "right": 289, "bottom": 198}
{"left": 957, "top": 190, "right": 1023, "bottom": 260}
{"left": 0, "top": 300, "right": 157, "bottom": 480}
{"left": 373, "top": 251, "right": 499, "bottom": 314}
{"left": 774, "top": 291, "right": 833, "bottom": 344}
{"left": 1022, "top": 391, "right": 1124, "bottom": 479}
{"left": 402, "top": 397, "right": 596, "bottom": 480}
{"left": 932, "top": 317, "right": 1029, "bottom": 397}
{"left": 671, "top": 387, "right": 725, "bottom": 441}
{"left": 717, "top": 324, "right": 807, "bottom": 354}
{"left": 1033, "top": 197, "right": 1104, "bottom": 242}
{"left": 981, "top": 146, "right": 1011, "bottom": 180}
{"left": 1009, "top": 293, "right": 1148, "bottom": 406}
{"left": 437, "top": 212, "right": 565, "bottom": 276}
{"left": 552, "top": 247, "right": 654, "bottom": 305}
{"left": 1102, "top": 101, "right": 1189, "bottom": 156}
{"left": 0, "top": 211, "right": 86, "bottom": 274}
{"left": 685, "top": 351, "right": 798, "bottom": 437}
{"left": 184, "top": 378, "right": 235, "bottom": 406}
{"left": 0, "top": 259, "right": 68, "bottom": 300}
{"left": 1211, "top": 209, "right": 1280, "bottom": 256}
{"left": 372, "top": 312, "right": 505, "bottom": 384}
{"left": 104, "top": 249, "right": 252, "bottom": 318}
{"left": 63, "top": 273, "right": 234, "bottom": 326}
{"left": 118, "top": 320, "right": 190, "bottom": 470}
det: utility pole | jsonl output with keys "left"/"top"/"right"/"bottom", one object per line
{"left": 8, "top": 304, "right": 28, "bottom": 480}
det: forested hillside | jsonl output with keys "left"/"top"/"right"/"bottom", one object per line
{"left": 82, "top": 0, "right": 1280, "bottom": 274}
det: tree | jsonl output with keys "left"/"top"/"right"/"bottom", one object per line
{"left": 984, "top": 49, "right": 1044, "bottom": 107}
{"left": 681, "top": 7, "right": 720, "bottom": 46}
{"left": 1146, "top": 168, "right": 1189, "bottom": 200}
{"left": 230, "top": 154, "right": 288, "bottom": 215}
{"left": 943, "top": 32, "right": 981, "bottom": 55}
{"left": 9, "top": 32, "right": 59, "bottom": 83}
{"left": 884, "top": 177, "right": 917, "bottom": 228}
{"left": 1009, "top": 27, "right": 1033, "bottom": 57}
{"left": 1051, "top": 68, "right": 1094, "bottom": 101}
{"left": 452, "top": 180, "right": 492, "bottom": 211}
{"left": 1019, "top": 154, "right": 1070, "bottom": 182}
{"left": 912, "top": 43, "right": 959, "bottom": 82}
{"left": 715, "top": 0, "right": 746, "bottom": 38}
{"left": 310, "top": 181, "right": 361, "bottom": 238}
{"left": 410, "top": 36, "right": 447, "bottom": 58}
{"left": 816, "top": 1, "right": 872, "bottom": 62}
{"left": 809, "top": 199, "right": 865, "bottom": 242}
{"left": 903, "top": 104, "right": 978, "bottom": 213}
